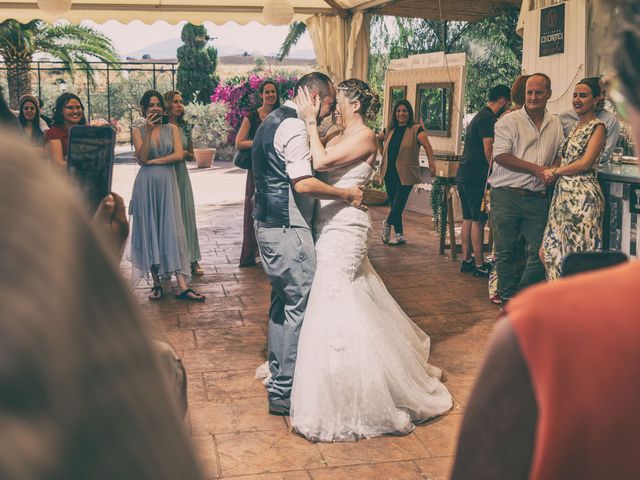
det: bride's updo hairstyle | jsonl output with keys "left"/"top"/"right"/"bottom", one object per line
{"left": 336, "top": 78, "right": 381, "bottom": 122}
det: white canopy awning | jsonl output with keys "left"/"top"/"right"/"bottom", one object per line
{"left": 0, "top": 0, "right": 521, "bottom": 25}
{"left": 0, "top": 0, "right": 522, "bottom": 89}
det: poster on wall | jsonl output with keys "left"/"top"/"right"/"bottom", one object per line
{"left": 539, "top": 3, "right": 565, "bottom": 57}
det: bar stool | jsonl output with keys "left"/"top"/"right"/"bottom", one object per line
{"left": 437, "top": 178, "right": 458, "bottom": 259}
{"left": 437, "top": 182, "right": 494, "bottom": 259}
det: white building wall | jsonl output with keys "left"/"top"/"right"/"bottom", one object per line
{"left": 521, "top": 0, "right": 588, "bottom": 115}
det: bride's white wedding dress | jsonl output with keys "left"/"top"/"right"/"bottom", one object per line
{"left": 290, "top": 159, "right": 453, "bottom": 442}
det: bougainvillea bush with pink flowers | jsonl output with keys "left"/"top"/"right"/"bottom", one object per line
{"left": 210, "top": 70, "right": 301, "bottom": 144}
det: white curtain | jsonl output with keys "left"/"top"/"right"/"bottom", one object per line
{"left": 305, "top": 12, "right": 370, "bottom": 83}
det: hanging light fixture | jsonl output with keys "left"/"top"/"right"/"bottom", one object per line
{"left": 263, "top": 0, "right": 294, "bottom": 26}
{"left": 37, "top": 0, "right": 73, "bottom": 15}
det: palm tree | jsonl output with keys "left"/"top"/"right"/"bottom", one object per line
{"left": 0, "top": 20, "right": 119, "bottom": 108}
{"left": 277, "top": 21, "right": 308, "bottom": 61}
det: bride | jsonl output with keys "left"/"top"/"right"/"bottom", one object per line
{"left": 290, "top": 79, "right": 453, "bottom": 442}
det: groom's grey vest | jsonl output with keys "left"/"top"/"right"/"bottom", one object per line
{"left": 252, "top": 105, "right": 314, "bottom": 229}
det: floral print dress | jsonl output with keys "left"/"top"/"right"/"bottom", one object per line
{"left": 542, "top": 119, "right": 605, "bottom": 281}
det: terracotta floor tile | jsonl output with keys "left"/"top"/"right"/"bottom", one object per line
{"left": 316, "top": 434, "right": 431, "bottom": 467}
{"left": 182, "top": 347, "right": 264, "bottom": 373}
{"left": 189, "top": 398, "right": 285, "bottom": 435}
{"left": 117, "top": 168, "right": 503, "bottom": 478}
{"left": 164, "top": 329, "right": 197, "bottom": 350}
{"left": 203, "top": 369, "right": 266, "bottom": 399}
{"left": 413, "top": 413, "right": 464, "bottom": 457}
{"left": 414, "top": 456, "right": 454, "bottom": 480}
{"left": 196, "top": 326, "right": 266, "bottom": 349}
{"left": 216, "top": 431, "right": 326, "bottom": 477}
{"left": 179, "top": 310, "right": 245, "bottom": 329}
{"left": 188, "top": 372, "right": 208, "bottom": 402}
{"left": 224, "top": 472, "right": 312, "bottom": 480}
{"left": 192, "top": 435, "right": 221, "bottom": 479}
{"left": 308, "top": 460, "right": 424, "bottom": 480}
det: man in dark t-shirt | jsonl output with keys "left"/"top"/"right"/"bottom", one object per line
{"left": 456, "top": 84, "right": 511, "bottom": 277}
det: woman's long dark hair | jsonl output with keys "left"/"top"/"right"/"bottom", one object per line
{"left": 140, "top": 89, "right": 165, "bottom": 115}
{"left": 52, "top": 93, "right": 87, "bottom": 127}
{"left": 258, "top": 80, "right": 281, "bottom": 110}
{"left": 18, "top": 95, "right": 44, "bottom": 141}
{"left": 388, "top": 99, "right": 415, "bottom": 132}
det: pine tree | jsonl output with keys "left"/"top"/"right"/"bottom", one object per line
{"left": 176, "top": 23, "right": 219, "bottom": 105}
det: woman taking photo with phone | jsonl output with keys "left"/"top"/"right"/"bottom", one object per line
{"left": 130, "top": 89, "right": 205, "bottom": 302}
{"left": 234, "top": 79, "right": 280, "bottom": 267}
{"left": 44, "top": 93, "right": 86, "bottom": 167}
{"left": 18, "top": 94, "right": 47, "bottom": 145}
{"left": 164, "top": 90, "right": 203, "bottom": 277}
{"left": 379, "top": 99, "right": 435, "bottom": 246}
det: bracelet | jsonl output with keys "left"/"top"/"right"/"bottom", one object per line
{"left": 552, "top": 168, "right": 559, "bottom": 177}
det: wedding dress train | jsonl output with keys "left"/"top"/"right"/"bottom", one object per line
{"left": 290, "top": 160, "right": 453, "bottom": 442}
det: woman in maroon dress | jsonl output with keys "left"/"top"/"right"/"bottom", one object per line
{"left": 44, "top": 93, "right": 87, "bottom": 168}
{"left": 235, "top": 80, "right": 280, "bottom": 267}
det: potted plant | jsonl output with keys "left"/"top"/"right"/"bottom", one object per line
{"left": 185, "top": 102, "right": 231, "bottom": 168}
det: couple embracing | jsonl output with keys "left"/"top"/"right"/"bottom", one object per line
{"left": 252, "top": 72, "right": 452, "bottom": 442}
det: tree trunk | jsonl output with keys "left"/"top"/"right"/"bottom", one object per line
{"left": 6, "top": 57, "right": 33, "bottom": 110}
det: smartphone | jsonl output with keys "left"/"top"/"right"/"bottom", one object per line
{"left": 152, "top": 113, "right": 169, "bottom": 125}
{"left": 561, "top": 252, "right": 628, "bottom": 277}
{"left": 67, "top": 125, "right": 116, "bottom": 214}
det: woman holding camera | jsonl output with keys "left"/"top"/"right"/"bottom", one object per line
{"left": 130, "top": 90, "right": 205, "bottom": 302}
{"left": 44, "top": 93, "right": 86, "bottom": 167}
{"left": 164, "top": 90, "right": 203, "bottom": 276}
{"left": 235, "top": 79, "right": 280, "bottom": 267}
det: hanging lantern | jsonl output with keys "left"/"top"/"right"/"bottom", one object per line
{"left": 263, "top": 0, "right": 294, "bottom": 26}
{"left": 37, "top": 0, "right": 73, "bottom": 15}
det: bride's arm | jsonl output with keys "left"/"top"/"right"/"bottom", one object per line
{"left": 308, "top": 124, "right": 376, "bottom": 171}
{"left": 298, "top": 87, "right": 377, "bottom": 172}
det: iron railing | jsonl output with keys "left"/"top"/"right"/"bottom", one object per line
{"left": 0, "top": 60, "right": 180, "bottom": 122}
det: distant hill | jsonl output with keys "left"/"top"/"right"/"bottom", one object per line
{"left": 123, "top": 37, "right": 315, "bottom": 61}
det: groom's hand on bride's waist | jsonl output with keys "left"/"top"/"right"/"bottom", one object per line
{"left": 345, "top": 185, "right": 367, "bottom": 211}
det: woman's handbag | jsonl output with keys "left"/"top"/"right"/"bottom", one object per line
{"left": 233, "top": 149, "right": 252, "bottom": 169}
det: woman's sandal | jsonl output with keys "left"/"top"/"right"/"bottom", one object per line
{"left": 149, "top": 285, "right": 163, "bottom": 301}
{"left": 176, "top": 288, "right": 206, "bottom": 302}
{"left": 191, "top": 263, "right": 205, "bottom": 276}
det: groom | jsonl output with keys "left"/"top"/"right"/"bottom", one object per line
{"left": 252, "top": 72, "right": 364, "bottom": 415}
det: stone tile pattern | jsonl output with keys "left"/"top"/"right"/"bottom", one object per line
{"left": 124, "top": 198, "right": 499, "bottom": 479}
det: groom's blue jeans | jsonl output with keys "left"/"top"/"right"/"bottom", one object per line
{"left": 255, "top": 224, "right": 316, "bottom": 410}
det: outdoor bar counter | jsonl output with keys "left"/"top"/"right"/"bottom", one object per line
{"left": 599, "top": 163, "right": 640, "bottom": 259}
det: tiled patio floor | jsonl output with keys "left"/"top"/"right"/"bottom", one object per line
{"left": 125, "top": 165, "right": 500, "bottom": 480}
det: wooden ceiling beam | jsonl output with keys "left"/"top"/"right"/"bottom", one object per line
{"left": 323, "top": 0, "right": 350, "bottom": 18}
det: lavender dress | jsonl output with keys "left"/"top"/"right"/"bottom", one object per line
{"left": 129, "top": 124, "right": 191, "bottom": 281}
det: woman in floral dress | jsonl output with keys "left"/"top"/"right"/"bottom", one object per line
{"left": 541, "top": 78, "right": 607, "bottom": 281}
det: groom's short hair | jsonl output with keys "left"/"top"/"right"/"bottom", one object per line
{"left": 294, "top": 72, "right": 333, "bottom": 100}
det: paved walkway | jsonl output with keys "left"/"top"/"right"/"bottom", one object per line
{"left": 118, "top": 162, "right": 500, "bottom": 480}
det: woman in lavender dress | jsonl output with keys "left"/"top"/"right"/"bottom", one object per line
{"left": 130, "top": 90, "right": 205, "bottom": 302}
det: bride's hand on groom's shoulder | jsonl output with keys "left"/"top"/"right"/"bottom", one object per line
{"left": 298, "top": 86, "right": 320, "bottom": 126}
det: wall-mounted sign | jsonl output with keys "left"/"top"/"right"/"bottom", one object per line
{"left": 539, "top": 3, "right": 565, "bottom": 57}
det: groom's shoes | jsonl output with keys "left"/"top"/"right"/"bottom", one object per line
{"left": 268, "top": 403, "right": 290, "bottom": 416}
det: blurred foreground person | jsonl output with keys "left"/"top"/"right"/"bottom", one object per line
{"left": 452, "top": 4, "right": 640, "bottom": 478}
{"left": 0, "top": 132, "right": 203, "bottom": 479}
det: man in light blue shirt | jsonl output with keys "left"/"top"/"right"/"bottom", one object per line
{"left": 558, "top": 77, "right": 620, "bottom": 165}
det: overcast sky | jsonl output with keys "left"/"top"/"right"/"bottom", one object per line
{"left": 84, "top": 20, "right": 314, "bottom": 56}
